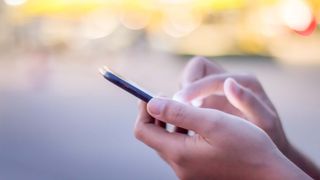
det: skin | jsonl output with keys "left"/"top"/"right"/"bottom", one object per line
{"left": 134, "top": 98, "right": 310, "bottom": 179}
{"left": 172, "top": 56, "right": 320, "bottom": 179}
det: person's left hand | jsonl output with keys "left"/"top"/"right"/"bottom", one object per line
{"left": 134, "top": 98, "right": 309, "bottom": 180}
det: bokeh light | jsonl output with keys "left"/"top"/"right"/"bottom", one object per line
{"left": 0, "top": 0, "right": 319, "bottom": 64}
{"left": 280, "top": 0, "right": 313, "bottom": 32}
{"left": 80, "top": 10, "right": 119, "bottom": 39}
{"left": 4, "top": 0, "right": 27, "bottom": 6}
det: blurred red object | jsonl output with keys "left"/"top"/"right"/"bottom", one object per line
{"left": 295, "top": 16, "right": 317, "bottom": 36}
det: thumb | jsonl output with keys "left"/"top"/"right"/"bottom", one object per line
{"left": 224, "top": 78, "right": 274, "bottom": 126}
{"left": 147, "top": 97, "right": 221, "bottom": 135}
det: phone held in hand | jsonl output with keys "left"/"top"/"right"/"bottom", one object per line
{"left": 99, "top": 66, "right": 153, "bottom": 103}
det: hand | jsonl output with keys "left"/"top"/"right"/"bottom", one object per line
{"left": 173, "top": 56, "right": 320, "bottom": 179}
{"left": 134, "top": 98, "right": 310, "bottom": 179}
{"left": 174, "top": 57, "right": 289, "bottom": 153}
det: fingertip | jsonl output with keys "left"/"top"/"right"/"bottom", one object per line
{"left": 147, "top": 97, "right": 166, "bottom": 117}
{"left": 148, "top": 97, "right": 191, "bottom": 124}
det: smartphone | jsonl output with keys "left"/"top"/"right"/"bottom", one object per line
{"left": 99, "top": 66, "right": 153, "bottom": 102}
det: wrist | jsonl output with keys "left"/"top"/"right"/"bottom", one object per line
{"left": 255, "top": 149, "right": 311, "bottom": 180}
{"left": 278, "top": 135, "right": 291, "bottom": 157}
{"left": 282, "top": 142, "right": 320, "bottom": 179}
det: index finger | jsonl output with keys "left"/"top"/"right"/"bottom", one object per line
{"left": 177, "top": 73, "right": 264, "bottom": 102}
{"left": 181, "top": 57, "right": 225, "bottom": 88}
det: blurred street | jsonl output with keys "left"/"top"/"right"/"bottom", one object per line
{"left": 0, "top": 52, "right": 319, "bottom": 179}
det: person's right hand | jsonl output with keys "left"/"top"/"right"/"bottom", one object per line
{"left": 173, "top": 57, "right": 289, "bottom": 153}
{"left": 173, "top": 57, "right": 320, "bottom": 179}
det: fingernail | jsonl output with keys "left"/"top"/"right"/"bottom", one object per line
{"left": 172, "top": 92, "right": 188, "bottom": 104}
{"left": 191, "top": 99, "right": 203, "bottom": 107}
{"left": 148, "top": 98, "right": 165, "bottom": 115}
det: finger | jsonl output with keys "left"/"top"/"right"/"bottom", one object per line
{"left": 201, "top": 94, "right": 244, "bottom": 117}
{"left": 170, "top": 96, "right": 190, "bottom": 134}
{"left": 224, "top": 78, "right": 275, "bottom": 128}
{"left": 154, "top": 95, "right": 168, "bottom": 129}
{"left": 135, "top": 101, "right": 186, "bottom": 153}
{"left": 176, "top": 57, "right": 224, "bottom": 132}
{"left": 170, "top": 95, "right": 189, "bottom": 134}
{"left": 137, "top": 100, "right": 154, "bottom": 124}
{"left": 181, "top": 56, "right": 224, "bottom": 88}
{"left": 175, "top": 73, "right": 264, "bottom": 103}
{"left": 147, "top": 97, "right": 223, "bottom": 136}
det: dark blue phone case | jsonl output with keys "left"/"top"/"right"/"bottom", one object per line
{"left": 102, "top": 71, "right": 153, "bottom": 103}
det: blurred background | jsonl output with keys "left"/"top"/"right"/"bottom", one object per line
{"left": 0, "top": 0, "right": 320, "bottom": 179}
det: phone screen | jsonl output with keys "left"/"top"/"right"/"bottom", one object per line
{"left": 100, "top": 66, "right": 153, "bottom": 102}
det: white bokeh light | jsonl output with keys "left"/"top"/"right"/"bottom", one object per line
{"left": 3, "top": 0, "right": 27, "bottom": 6}
{"left": 280, "top": 0, "right": 313, "bottom": 31}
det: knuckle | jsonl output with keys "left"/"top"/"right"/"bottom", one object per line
{"left": 165, "top": 102, "right": 186, "bottom": 125}
{"left": 191, "top": 56, "right": 207, "bottom": 64}
{"left": 133, "top": 124, "right": 144, "bottom": 141}
{"left": 187, "top": 56, "right": 204, "bottom": 68}
{"left": 172, "top": 105, "right": 186, "bottom": 125}
{"left": 185, "top": 57, "right": 206, "bottom": 71}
